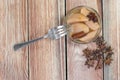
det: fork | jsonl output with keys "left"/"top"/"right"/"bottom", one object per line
{"left": 14, "top": 25, "right": 68, "bottom": 51}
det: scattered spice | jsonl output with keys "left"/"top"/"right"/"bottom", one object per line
{"left": 83, "top": 36, "right": 114, "bottom": 70}
{"left": 87, "top": 12, "right": 98, "bottom": 22}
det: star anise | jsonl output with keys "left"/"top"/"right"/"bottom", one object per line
{"left": 83, "top": 48, "right": 92, "bottom": 58}
{"left": 104, "top": 58, "right": 113, "bottom": 65}
{"left": 85, "top": 59, "right": 95, "bottom": 68}
{"left": 92, "top": 49, "right": 102, "bottom": 60}
{"left": 87, "top": 12, "right": 98, "bottom": 22}
{"left": 105, "top": 51, "right": 113, "bottom": 60}
{"left": 104, "top": 46, "right": 113, "bottom": 53}
{"left": 94, "top": 36, "right": 104, "bottom": 46}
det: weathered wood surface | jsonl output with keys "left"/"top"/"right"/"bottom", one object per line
{"left": 103, "top": 0, "right": 120, "bottom": 80}
{"left": 0, "top": 0, "right": 28, "bottom": 80}
{"left": 28, "top": 0, "right": 66, "bottom": 80}
{"left": 0, "top": 0, "right": 120, "bottom": 80}
{"left": 66, "top": 0, "right": 103, "bottom": 80}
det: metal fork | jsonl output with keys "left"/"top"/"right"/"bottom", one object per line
{"left": 14, "top": 25, "right": 68, "bottom": 51}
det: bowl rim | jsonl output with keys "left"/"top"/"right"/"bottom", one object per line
{"left": 63, "top": 6, "right": 102, "bottom": 44}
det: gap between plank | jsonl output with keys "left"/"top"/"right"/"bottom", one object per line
{"left": 64, "top": 0, "right": 68, "bottom": 80}
{"left": 101, "top": 0, "right": 104, "bottom": 80}
{"left": 26, "top": 0, "right": 30, "bottom": 79}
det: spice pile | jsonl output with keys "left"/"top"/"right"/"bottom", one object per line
{"left": 83, "top": 36, "right": 114, "bottom": 70}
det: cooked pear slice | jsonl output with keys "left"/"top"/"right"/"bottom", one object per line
{"left": 70, "top": 23, "right": 89, "bottom": 34}
{"left": 79, "top": 30, "right": 97, "bottom": 41}
{"left": 67, "top": 13, "right": 89, "bottom": 24}
{"left": 81, "top": 7, "right": 90, "bottom": 16}
{"left": 85, "top": 21, "right": 100, "bottom": 30}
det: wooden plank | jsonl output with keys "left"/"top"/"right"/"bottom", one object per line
{"left": 28, "top": 0, "right": 66, "bottom": 80}
{"left": 103, "top": 0, "right": 120, "bottom": 80}
{"left": 66, "top": 0, "right": 103, "bottom": 80}
{"left": 0, "top": 0, "right": 28, "bottom": 80}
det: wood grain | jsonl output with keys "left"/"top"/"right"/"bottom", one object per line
{"left": 103, "top": 0, "right": 120, "bottom": 80}
{"left": 0, "top": 0, "right": 28, "bottom": 80}
{"left": 66, "top": 0, "right": 103, "bottom": 80}
{"left": 28, "top": 0, "right": 66, "bottom": 80}
{"left": 0, "top": 0, "right": 119, "bottom": 80}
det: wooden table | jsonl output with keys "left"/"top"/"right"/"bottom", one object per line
{"left": 0, "top": 0, "right": 119, "bottom": 80}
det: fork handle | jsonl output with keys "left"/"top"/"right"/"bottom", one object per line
{"left": 14, "top": 34, "right": 48, "bottom": 51}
